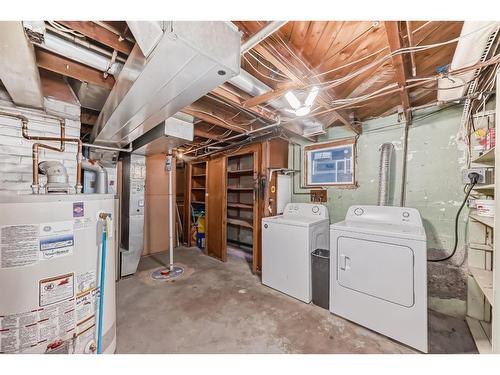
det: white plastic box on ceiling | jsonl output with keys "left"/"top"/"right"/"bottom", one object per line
{"left": 91, "top": 21, "right": 241, "bottom": 147}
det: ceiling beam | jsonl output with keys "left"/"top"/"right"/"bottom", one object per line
{"left": 252, "top": 43, "right": 360, "bottom": 134}
{"left": 384, "top": 21, "right": 411, "bottom": 118}
{"left": 194, "top": 127, "right": 225, "bottom": 140}
{"left": 80, "top": 108, "right": 99, "bottom": 126}
{"left": 211, "top": 85, "right": 278, "bottom": 123}
{"left": 57, "top": 21, "right": 134, "bottom": 55}
{"left": 35, "top": 49, "right": 115, "bottom": 90}
{"left": 183, "top": 105, "right": 246, "bottom": 134}
{"left": 242, "top": 81, "right": 299, "bottom": 108}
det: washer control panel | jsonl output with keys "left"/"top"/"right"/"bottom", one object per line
{"left": 283, "top": 203, "right": 329, "bottom": 219}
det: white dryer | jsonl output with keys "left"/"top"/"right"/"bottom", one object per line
{"left": 262, "top": 203, "right": 329, "bottom": 303}
{"left": 330, "top": 205, "right": 428, "bottom": 352}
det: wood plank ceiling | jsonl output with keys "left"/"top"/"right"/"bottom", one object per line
{"left": 28, "top": 20, "right": 464, "bottom": 144}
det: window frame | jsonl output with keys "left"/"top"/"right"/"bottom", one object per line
{"left": 304, "top": 138, "right": 357, "bottom": 188}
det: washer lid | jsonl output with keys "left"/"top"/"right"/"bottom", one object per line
{"left": 331, "top": 220, "right": 426, "bottom": 241}
{"left": 263, "top": 215, "right": 329, "bottom": 228}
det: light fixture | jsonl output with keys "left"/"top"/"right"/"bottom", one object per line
{"left": 284, "top": 86, "right": 319, "bottom": 117}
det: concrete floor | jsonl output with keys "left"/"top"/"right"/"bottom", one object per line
{"left": 116, "top": 247, "right": 478, "bottom": 354}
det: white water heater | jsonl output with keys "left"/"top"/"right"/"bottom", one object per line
{"left": 0, "top": 194, "right": 117, "bottom": 354}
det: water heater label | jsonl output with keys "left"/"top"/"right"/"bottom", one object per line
{"left": 39, "top": 221, "right": 74, "bottom": 261}
{"left": 39, "top": 273, "right": 75, "bottom": 307}
{"left": 0, "top": 224, "right": 39, "bottom": 268}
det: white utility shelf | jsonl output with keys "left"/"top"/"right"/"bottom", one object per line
{"left": 470, "top": 214, "right": 494, "bottom": 228}
{"left": 472, "top": 147, "right": 495, "bottom": 164}
{"left": 470, "top": 267, "right": 494, "bottom": 306}
{"left": 466, "top": 317, "right": 493, "bottom": 354}
{"left": 473, "top": 184, "right": 495, "bottom": 195}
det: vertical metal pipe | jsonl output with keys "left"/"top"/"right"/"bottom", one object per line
{"left": 400, "top": 118, "right": 411, "bottom": 206}
{"left": 167, "top": 153, "right": 174, "bottom": 271}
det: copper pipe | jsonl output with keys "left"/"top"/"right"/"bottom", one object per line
{"left": 0, "top": 110, "right": 83, "bottom": 193}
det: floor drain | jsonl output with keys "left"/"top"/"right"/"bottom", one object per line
{"left": 151, "top": 265, "right": 185, "bottom": 281}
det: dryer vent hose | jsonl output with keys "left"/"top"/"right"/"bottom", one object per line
{"left": 378, "top": 142, "right": 394, "bottom": 206}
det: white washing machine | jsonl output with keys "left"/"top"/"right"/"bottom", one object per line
{"left": 330, "top": 205, "right": 428, "bottom": 352}
{"left": 262, "top": 203, "right": 329, "bottom": 303}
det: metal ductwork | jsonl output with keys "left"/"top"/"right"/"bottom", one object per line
{"left": 91, "top": 21, "right": 240, "bottom": 147}
{"left": 378, "top": 142, "right": 394, "bottom": 206}
{"left": 0, "top": 22, "right": 44, "bottom": 109}
{"left": 82, "top": 159, "right": 108, "bottom": 194}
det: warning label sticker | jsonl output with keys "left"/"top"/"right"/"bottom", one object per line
{"left": 0, "top": 297, "right": 77, "bottom": 354}
{"left": 74, "top": 217, "right": 92, "bottom": 231}
{"left": 76, "top": 290, "right": 98, "bottom": 323}
{"left": 39, "top": 221, "right": 74, "bottom": 261}
{"left": 0, "top": 224, "right": 39, "bottom": 268}
{"left": 39, "top": 273, "right": 75, "bottom": 307}
{"left": 76, "top": 270, "right": 96, "bottom": 294}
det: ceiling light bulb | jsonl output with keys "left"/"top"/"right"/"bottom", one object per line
{"left": 304, "top": 86, "right": 319, "bottom": 107}
{"left": 285, "top": 91, "right": 301, "bottom": 110}
{"left": 177, "top": 151, "right": 184, "bottom": 159}
{"left": 295, "top": 106, "right": 311, "bottom": 117}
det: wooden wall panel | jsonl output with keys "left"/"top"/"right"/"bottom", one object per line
{"left": 143, "top": 153, "right": 176, "bottom": 256}
{"left": 206, "top": 157, "right": 227, "bottom": 261}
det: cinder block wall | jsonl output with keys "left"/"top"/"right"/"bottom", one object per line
{"left": 0, "top": 90, "right": 81, "bottom": 194}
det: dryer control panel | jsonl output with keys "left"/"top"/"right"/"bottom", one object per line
{"left": 283, "top": 203, "right": 329, "bottom": 219}
{"left": 346, "top": 205, "right": 423, "bottom": 227}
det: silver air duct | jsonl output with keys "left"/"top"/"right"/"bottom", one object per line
{"left": 82, "top": 159, "right": 108, "bottom": 194}
{"left": 378, "top": 142, "right": 394, "bottom": 206}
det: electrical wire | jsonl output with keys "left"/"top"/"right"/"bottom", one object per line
{"left": 242, "top": 54, "right": 290, "bottom": 83}
{"left": 47, "top": 21, "right": 85, "bottom": 38}
{"left": 427, "top": 179, "right": 478, "bottom": 262}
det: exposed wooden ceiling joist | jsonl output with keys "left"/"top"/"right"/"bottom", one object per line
{"left": 35, "top": 49, "right": 115, "bottom": 90}
{"left": 384, "top": 21, "right": 411, "bottom": 118}
{"left": 242, "top": 81, "right": 299, "bottom": 108}
{"left": 252, "top": 43, "right": 360, "bottom": 133}
{"left": 56, "top": 21, "right": 134, "bottom": 55}
{"left": 183, "top": 105, "right": 247, "bottom": 134}
{"left": 211, "top": 85, "right": 277, "bottom": 123}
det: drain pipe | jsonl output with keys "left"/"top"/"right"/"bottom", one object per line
{"left": 377, "top": 143, "right": 395, "bottom": 206}
{"left": 167, "top": 152, "right": 175, "bottom": 271}
{"left": 82, "top": 159, "right": 108, "bottom": 194}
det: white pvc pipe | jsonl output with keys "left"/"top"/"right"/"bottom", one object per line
{"left": 241, "top": 21, "right": 288, "bottom": 54}
{"left": 38, "top": 32, "right": 123, "bottom": 76}
{"left": 168, "top": 153, "right": 174, "bottom": 271}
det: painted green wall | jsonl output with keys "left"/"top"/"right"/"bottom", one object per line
{"left": 289, "top": 105, "right": 469, "bottom": 316}
{"left": 290, "top": 105, "right": 467, "bottom": 250}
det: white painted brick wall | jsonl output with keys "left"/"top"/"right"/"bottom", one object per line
{"left": 0, "top": 91, "right": 81, "bottom": 194}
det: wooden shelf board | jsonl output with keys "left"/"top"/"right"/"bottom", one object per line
{"left": 466, "top": 317, "right": 492, "bottom": 354}
{"left": 472, "top": 147, "right": 495, "bottom": 164}
{"left": 192, "top": 200, "right": 205, "bottom": 205}
{"left": 227, "top": 202, "right": 253, "bottom": 209}
{"left": 226, "top": 217, "right": 253, "bottom": 229}
{"left": 227, "top": 168, "right": 254, "bottom": 175}
{"left": 469, "top": 267, "right": 494, "bottom": 306}
{"left": 227, "top": 186, "right": 254, "bottom": 191}
{"left": 191, "top": 187, "right": 206, "bottom": 190}
{"left": 470, "top": 214, "right": 494, "bottom": 228}
{"left": 192, "top": 174, "right": 206, "bottom": 177}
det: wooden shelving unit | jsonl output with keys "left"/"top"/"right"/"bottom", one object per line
{"left": 466, "top": 78, "right": 499, "bottom": 353}
{"left": 186, "top": 161, "right": 207, "bottom": 247}
{"left": 226, "top": 153, "right": 255, "bottom": 250}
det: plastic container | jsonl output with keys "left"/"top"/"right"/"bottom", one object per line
{"left": 476, "top": 199, "right": 495, "bottom": 217}
{"left": 311, "top": 248, "right": 330, "bottom": 309}
{"left": 196, "top": 232, "right": 205, "bottom": 249}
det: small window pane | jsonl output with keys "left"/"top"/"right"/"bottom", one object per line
{"left": 306, "top": 142, "right": 354, "bottom": 186}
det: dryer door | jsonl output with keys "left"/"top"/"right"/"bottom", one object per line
{"left": 336, "top": 236, "right": 414, "bottom": 307}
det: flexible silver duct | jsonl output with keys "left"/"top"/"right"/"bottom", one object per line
{"left": 378, "top": 142, "right": 394, "bottom": 206}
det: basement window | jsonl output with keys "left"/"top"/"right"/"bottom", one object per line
{"left": 304, "top": 139, "right": 356, "bottom": 187}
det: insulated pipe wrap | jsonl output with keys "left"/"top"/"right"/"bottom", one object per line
{"left": 378, "top": 142, "right": 394, "bottom": 206}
